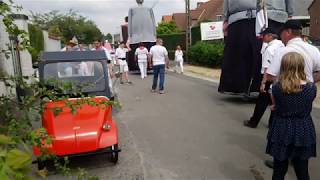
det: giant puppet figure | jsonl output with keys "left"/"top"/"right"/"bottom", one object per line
{"left": 219, "top": 0, "right": 294, "bottom": 96}
{"left": 127, "top": 0, "right": 156, "bottom": 71}
{"left": 218, "top": 0, "right": 262, "bottom": 96}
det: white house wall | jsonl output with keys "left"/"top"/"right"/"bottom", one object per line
{"left": 0, "top": 16, "right": 16, "bottom": 96}
{"left": 43, "top": 30, "right": 61, "bottom": 51}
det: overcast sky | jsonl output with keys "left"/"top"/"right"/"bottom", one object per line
{"left": 13, "top": 0, "right": 207, "bottom": 35}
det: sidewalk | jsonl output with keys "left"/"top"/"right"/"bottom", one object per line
{"left": 170, "top": 63, "right": 221, "bottom": 83}
{"left": 173, "top": 64, "right": 320, "bottom": 107}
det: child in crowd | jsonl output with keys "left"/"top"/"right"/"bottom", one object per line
{"left": 174, "top": 45, "right": 184, "bottom": 74}
{"left": 267, "top": 52, "right": 317, "bottom": 180}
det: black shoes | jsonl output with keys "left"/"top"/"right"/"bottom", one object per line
{"left": 243, "top": 120, "right": 258, "bottom": 128}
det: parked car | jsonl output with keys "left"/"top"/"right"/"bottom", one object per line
{"left": 33, "top": 51, "right": 120, "bottom": 169}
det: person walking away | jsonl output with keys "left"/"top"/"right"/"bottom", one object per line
{"left": 135, "top": 42, "right": 149, "bottom": 79}
{"left": 266, "top": 52, "right": 317, "bottom": 180}
{"left": 149, "top": 38, "right": 169, "bottom": 94}
{"left": 116, "top": 41, "right": 132, "bottom": 84}
{"left": 264, "top": 20, "right": 320, "bottom": 169}
{"left": 244, "top": 27, "right": 284, "bottom": 128}
{"left": 174, "top": 45, "right": 184, "bottom": 74}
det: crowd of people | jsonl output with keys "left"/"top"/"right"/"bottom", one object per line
{"left": 59, "top": 1, "right": 320, "bottom": 177}
{"left": 220, "top": 0, "right": 320, "bottom": 179}
{"left": 60, "top": 37, "right": 182, "bottom": 95}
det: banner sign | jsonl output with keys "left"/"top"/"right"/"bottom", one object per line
{"left": 200, "top": 21, "right": 224, "bottom": 40}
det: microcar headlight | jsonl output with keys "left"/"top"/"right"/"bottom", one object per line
{"left": 102, "top": 123, "right": 111, "bottom": 131}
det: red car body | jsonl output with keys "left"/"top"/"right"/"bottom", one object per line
{"left": 33, "top": 96, "right": 118, "bottom": 157}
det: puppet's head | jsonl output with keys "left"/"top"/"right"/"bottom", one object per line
{"left": 136, "top": 0, "right": 144, "bottom": 5}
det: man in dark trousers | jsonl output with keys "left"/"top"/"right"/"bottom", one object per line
{"left": 244, "top": 27, "right": 284, "bottom": 128}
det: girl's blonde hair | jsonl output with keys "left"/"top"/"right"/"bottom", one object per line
{"left": 279, "top": 52, "right": 306, "bottom": 94}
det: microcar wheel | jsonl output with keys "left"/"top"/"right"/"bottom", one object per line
{"left": 37, "top": 160, "right": 48, "bottom": 170}
{"left": 110, "top": 144, "right": 119, "bottom": 164}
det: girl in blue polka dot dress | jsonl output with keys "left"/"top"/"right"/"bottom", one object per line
{"left": 267, "top": 52, "right": 317, "bottom": 180}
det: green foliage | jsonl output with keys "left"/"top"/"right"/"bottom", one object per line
{"left": 157, "top": 26, "right": 202, "bottom": 52}
{"left": 157, "top": 21, "right": 181, "bottom": 35}
{"left": 157, "top": 33, "right": 185, "bottom": 51}
{"left": 31, "top": 10, "right": 103, "bottom": 44}
{"left": 48, "top": 25, "right": 62, "bottom": 37}
{"left": 104, "top": 33, "right": 113, "bottom": 43}
{"left": 28, "top": 24, "right": 44, "bottom": 62}
{"left": 0, "top": 135, "right": 32, "bottom": 180}
{"left": 191, "top": 26, "right": 202, "bottom": 45}
{"left": 1, "top": 2, "right": 117, "bottom": 179}
{"left": 0, "top": 75, "right": 117, "bottom": 179}
{"left": 0, "top": 1, "right": 32, "bottom": 54}
{"left": 187, "top": 41, "right": 224, "bottom": 67}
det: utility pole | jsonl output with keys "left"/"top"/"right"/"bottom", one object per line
{"left": 185, "top": 0, "right": 191, "bottom": 62}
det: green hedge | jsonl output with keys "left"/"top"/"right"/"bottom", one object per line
{"left": 187, "top": 41, "right": 224, "bottom": 67}
{"left": 28, "top": 24, "right": 44, "bottom": 62}
{"left": 191, "top": 26, "right": 201, "bottom": 45}
{"left": 157, "top": 26, "right": 202, "bottom": 51}
{"left": 158, "top": 33, "right": 185, "bottom": 51}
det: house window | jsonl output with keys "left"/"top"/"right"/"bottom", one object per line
{"left": 216, "top": 15, "right": 223, "bottom": 21}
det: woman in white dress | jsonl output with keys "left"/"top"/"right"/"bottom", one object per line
{"left": 135, "top": 42, "right": 149, "bottom": 79}
{"left": 174, "top": 45, "right": 184, "bottom": 74}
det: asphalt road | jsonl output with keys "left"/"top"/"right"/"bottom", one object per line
{"left": 45, "top": 72, "right": 320, "bottom": 180}
{"left": 115, "top": 72, "right": 320, "bottom": 180}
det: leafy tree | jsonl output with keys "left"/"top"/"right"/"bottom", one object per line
{"left": 48, "top": 25, "right": 62, "bottom": 37}
{"left": 156, "top": 21, "right": 181, "bottom": 35}
{"left": 31, "top": 9, "right": 103, "bottom": 44}
{"left": 104, "top": 33, "right": 113, "bottom": 43}
{"left": 28, "top": 24, "right": 44, "bottom": 62}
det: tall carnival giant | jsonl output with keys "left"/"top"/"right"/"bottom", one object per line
{"left": 127, "top": 0, "right": 157, "bottom": 70}
{"left": 219, "top": 0, "right": 293, "bottom": 96}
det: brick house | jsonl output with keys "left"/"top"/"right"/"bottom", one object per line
{"left": 162, "top": 15, "right": 173, "bottom": 22}
{"left": 309, "top": 0, "right": 320, "bottom": 40}
{"left": 162, "top": 0, "right": 223, "bottom": 31}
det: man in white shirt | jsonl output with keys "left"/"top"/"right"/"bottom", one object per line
{"left": 266, "top": 20, "right": 320, "bottom": 83}
{"left": 261, "top": 20, "right": 320, "bottom": 169}
{"left": 135, "top": 42, "right": 149, "bottom": 79}
{"left": 149, "top": 38, "right": 169, "bottom": 94}
{"left": 244, "top": 27, "right": 284, "bottom": 128}
{"left": 91, "top": 39, "right": 115, "bottom": 98}
{"left": 92, "top": 40, "right": 112, "bottom": 62}
{"left": 115, "top": 41, "right": 132, "bottom": 84}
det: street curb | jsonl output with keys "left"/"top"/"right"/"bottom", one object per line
{"left": 168, "top": 69, "right": 320, "bottom": 109}
{"left": 168, "top": 69, "right": 220, "bottom": 84}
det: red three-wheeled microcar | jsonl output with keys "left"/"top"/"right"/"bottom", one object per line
{"left": 33, "top": 51, "right": 120, "bottom": 170}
